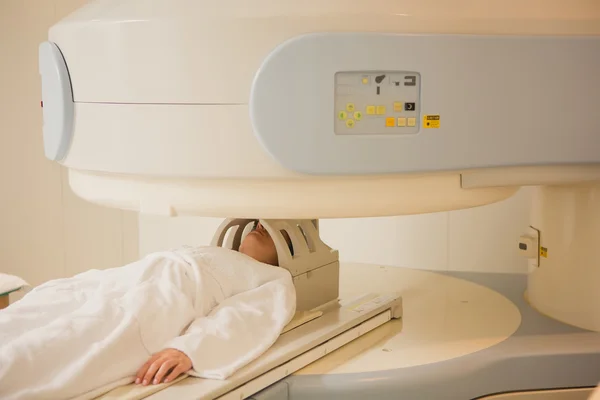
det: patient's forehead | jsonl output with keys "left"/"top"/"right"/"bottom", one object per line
{"left": 253, "top": 220, "right": 294, "bottom": 255}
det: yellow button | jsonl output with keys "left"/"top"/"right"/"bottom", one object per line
{"left": 408, "top": 117, "right": 416, "bottom": 127}
{"left": 346, "top": 103, "right": 355, "bottom": 112}
{"left": 366, "top": 106, "right": 376, "bottom": 115}
{"left": 393, "top": 102, "right": 403, "bottom": 112}
{"left": 338, "top": 111, "right": 347, "bottom": 120}
{"left": 362, "top": 76, "right": 369, "bottom": 85}
{"left": 346, "top": 119, "right": 355, "bottom": 128}
{"left": 397, "top": 117, "right": 407, "bottom": 127}
{"left": 377, "top": 105, "right": 386, "bottom": 115}
{"left": 385, "top": 117, "right": 396, "bottom": 127}
{"left": 354, "top": 111, "right": 363, "bottom": 121}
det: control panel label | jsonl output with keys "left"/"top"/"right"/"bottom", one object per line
{"left": 423, "top": 115, "right": 440, "bottom": 128}
{"left": 334, "top": 71, "right": 421, "bottom": 135}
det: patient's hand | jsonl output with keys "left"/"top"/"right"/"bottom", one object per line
{"left": 135, "top": 348, "right": 192, "bottom": 386}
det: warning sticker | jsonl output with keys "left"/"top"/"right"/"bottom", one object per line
{"left": 423, "top": 115, "right": 440, "bottom": 128}
{"left": 540, "top": 247, "right": 548, "bottom": 258}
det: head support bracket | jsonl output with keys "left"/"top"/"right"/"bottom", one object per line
{"left": 211, "top": 218, "right": 340, "bottom": 311}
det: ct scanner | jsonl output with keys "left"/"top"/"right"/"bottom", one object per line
{"left": 37, "top": 0, "right": 600, "bottom": 399}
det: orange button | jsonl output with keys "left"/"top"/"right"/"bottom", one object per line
{"left": 386, "top": 117, "right": 396, "bottom": 127}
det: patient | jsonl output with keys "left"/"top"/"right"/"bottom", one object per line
{"left": 135, "top": 221, "right": 293, "bottom": 386}
{"left": 0, "top": 221, "right": 296, "bottom": 400}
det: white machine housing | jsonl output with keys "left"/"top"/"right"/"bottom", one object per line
{"left": 39, "top": 1, "right": 600, "bottom": 398}
{"left": 39, "top": 0, "right": 600, "bottom": 220}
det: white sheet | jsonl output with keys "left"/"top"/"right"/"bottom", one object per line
{"left": 0, "top": 246, "right": 296, "bottom": 400}
{"left": 0, "top": 273, "right": 29, "bottom": 296}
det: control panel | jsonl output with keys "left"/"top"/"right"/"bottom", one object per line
{"left": 334, "top": 71, "right": 421, "bottom": 135}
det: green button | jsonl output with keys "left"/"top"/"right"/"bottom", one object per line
{"left": 354, "top": 111, "right": 363, "bottom": 121}
{"left": 338, "top": 111, "right": 347, "bottom": 120}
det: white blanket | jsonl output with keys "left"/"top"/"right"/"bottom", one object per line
{"left": 0, "top": 246, "right": 296, "bottom": 400}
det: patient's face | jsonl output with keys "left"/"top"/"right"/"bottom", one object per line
{"left": 239, "top": 222, "right": 279, "bottom": 266}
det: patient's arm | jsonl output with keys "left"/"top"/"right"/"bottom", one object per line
{"left": 135, "top": 348, "right": 192, "bottom": 385}
{"left": 159, "top": 272, "right": 296, "bottom": 381}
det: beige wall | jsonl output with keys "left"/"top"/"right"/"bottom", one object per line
{"left": 0, "top": 1, "right": 138, "bottom": 299}
{"left": 139, "top": 187, "right": 532, "bottom": 274}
